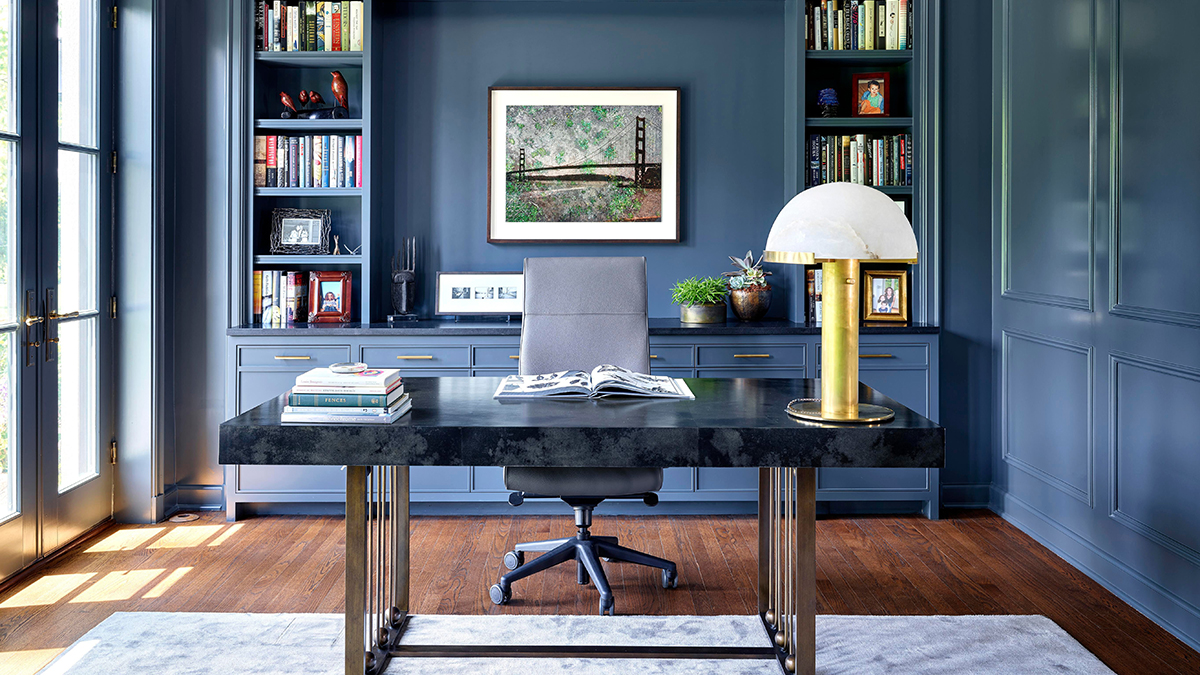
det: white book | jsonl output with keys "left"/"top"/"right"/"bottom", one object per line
{"left": 885, "top": 0, "right": 899, "bottom": 50}
{"left": 865, "top": 0, "right": 875, "bottom": 49}
{"left": 273, "top": 1, "right": 282, "bottom": 50}
{"left": 857, "top": 4, "right": 865, "bottom": 50}
{"left": 335, "top": 135, "right": 345, "bottom": 187}
{"left": 289, "top": 5, "right": 299, "bottom": 51}
{"left": 349, "top": 2, "right": 364, "bottom": 51}
{"left": 282, "top": 398, "right": 412, "bottom": 425}
{"left": 494, "top": 365, "right": 694, "bottom": 400}
{"left": 855, "top": 134, "right": 866, "bottom": 184}
{"left": 849, "top": 140, "right": 859, "bottom": 185}
{"left": 296, "top": 367, "right": 402, "bottom": 388}
{"left": 324, "top": 2, "right": 334, "bottom": 52}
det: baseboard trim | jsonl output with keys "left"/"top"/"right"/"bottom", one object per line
{"left": 942, "top": 483, "right": 991, "bottom": 508}
{"left": 990, "top": 486, "right": 1200, "bottom": 652}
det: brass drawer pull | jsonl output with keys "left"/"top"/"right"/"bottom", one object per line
{"left": 650, "top": 355, "right": 659, "bottom": 359}
{"left": 273, "top": 355, "right": 312, "bottom": 361}
{"left": 859, "top": 354, "right": 894, "bottom": 359}
{"left": 396, "top": 355, "right": 434, "bottom": 360}
{"left": 733, "top": 354, "right": 771, "bottom": 358}
{"left": 509, "top": 355, "right": 520, "bottom": 360}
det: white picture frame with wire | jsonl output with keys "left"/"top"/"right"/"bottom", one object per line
{"left": 488, "top": 87, "right": 680, "bottom": 243}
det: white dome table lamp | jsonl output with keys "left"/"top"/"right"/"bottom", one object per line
{"left": 763, "top": 183, "right": 918, "bottom": 423}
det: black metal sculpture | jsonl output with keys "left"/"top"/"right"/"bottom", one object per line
{"left": 279, "top": 71, "right": 350, "bottom": 120}
{"left": 390, "top": 237, "right": 417, "bottom": 320}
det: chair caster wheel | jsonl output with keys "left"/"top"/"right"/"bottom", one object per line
{"left": 599, "top": 596, "right": 615, "bottom": 616}
{"left": 662, "top": 569, "right": 678, "bottom": 589}
{"left": 503, "top": 551, "right": 524, "bottom": 570}
{"left": 489, "top": 583, "right": 511, "bottom": 605}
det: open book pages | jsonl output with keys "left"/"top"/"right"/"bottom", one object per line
{"left": 493, "top": 364, "right": 695, "bottom": 400}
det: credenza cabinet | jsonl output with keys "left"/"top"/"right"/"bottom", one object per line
{"left": 225, "top": 322, "right": 939, "bottom": 519}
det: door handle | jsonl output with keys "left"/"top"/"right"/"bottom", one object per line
{"left": 24, "top": 315, "right": 44, "bottom": 327}
{"left": 48, "top": 310, "right": 80, "bottom": 321}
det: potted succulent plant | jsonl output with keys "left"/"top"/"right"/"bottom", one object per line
{"left": 670, "top": 276, "right": 728, "bottom": 324}
{"left": 723, "top": 250, "right": 772, "bottom": 321}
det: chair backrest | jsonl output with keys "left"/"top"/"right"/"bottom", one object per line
{"left": 520, "top": 257, "right": 650, "bottom": 376}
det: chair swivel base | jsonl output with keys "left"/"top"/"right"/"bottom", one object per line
{"left": 490, "top": 531, "right": 679, "bottom": 616}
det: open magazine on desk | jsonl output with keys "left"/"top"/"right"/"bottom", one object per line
{"left": 492, "top": 364, "right": 695, "bottom": 400}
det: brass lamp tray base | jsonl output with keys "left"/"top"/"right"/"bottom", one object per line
{"left": 786, "top": 399, "right": 895, "bottom": 424}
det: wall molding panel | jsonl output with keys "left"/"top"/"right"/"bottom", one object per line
{"left": 1108, "top": 352, "right": 1200, "bottom": 568}
{"left": 997, "top": 0, "right": 1096, "bottom": 313}
{"left": 1000, "top": 329, "right": 1094, "bottom": 506}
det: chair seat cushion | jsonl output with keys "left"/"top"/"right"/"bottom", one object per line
{"left": 504, "top": 467, "right": 663, "bottom": 497}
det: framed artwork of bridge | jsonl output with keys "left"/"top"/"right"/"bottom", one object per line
{"left": 488, "top": 87, "right": 681, "bottom": 243}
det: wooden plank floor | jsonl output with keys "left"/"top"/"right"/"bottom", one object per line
{"left": 0, "top": 510, "right": 1196, "bottom": 674}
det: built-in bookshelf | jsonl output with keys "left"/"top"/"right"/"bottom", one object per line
{"left": 236, "top": 1, "right": 374, "bottom": 326}
{"left": 795, "top": 0, "right": 938, "bottom": 325}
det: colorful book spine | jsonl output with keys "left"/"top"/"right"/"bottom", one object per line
{"left": 277, "top": 136, "right": 288, "bottom": 187}
{"left": 253, "top": 136, "right": 266, "bottom": 186}
{"left": 898, "top": 0, "right": 908, "bottom": 49}
{"left": 253, "top": 271, "right": 263, "bottom": 323}
{"left": 265, "top": 135, "right": 277, "bottom": 187}
{"left": 273, "top": 1, "right": 283, "bottom": 50}
{"left": 334, "top": 135, "right": 344, "bottom": 187}
{"left": 316, "top": 2, "right": 326, "bottom": 51}
{"left": 255, "top": 2, "right": 266, "bottom": 51}
{"left": 306, "top": 2, "right": 317, "bottom": 51}
{"left": 341, "top": 2, "right": 350, "bottom": 51}
{"left": 288, "top": 392, "right": 398, "bottom": 408}
{"left": 356, "top": 135, "right": 363, "bottom": 187}
{"left": 313, "top": 135, "right": 323, "bottom": 187}
{"left": 331, "top": 2, "right": 342, "bottom": 50}
{"left": 321, "top": 135, "right": 331, "bottom": 187}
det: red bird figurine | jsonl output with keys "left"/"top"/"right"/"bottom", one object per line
{"left": 330, "top": 71, "right": 348, "bottom": 110}
{"left": 308, "top": 90, "right": 325, "bottom": 106}
{"left": 298, "top": 90, "right": 309, "bottom": 107}
{"left": 279, "top": 91, "right": 297, "bottom": 114}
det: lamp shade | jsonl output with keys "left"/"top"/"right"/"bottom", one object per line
{"left": 762, "top": 183, "right": 918, "bottom": 263}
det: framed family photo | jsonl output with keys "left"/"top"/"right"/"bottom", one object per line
{"left": 308, "top": 270, "right": 352, "bottom": 323}
{"left": 862, "top": 268, "right": 908, "bottom": 322}
{"left": 435, "top": 272, "right": 524, "bottom": 316}
{"left": 270, "top": 208, "right": 332, "bottom": 254}
{"left": 851, "top": 72, "right": 890, "bottom": 117}
{"left": 488, "top": 87, "right": 680, "bottom": 243}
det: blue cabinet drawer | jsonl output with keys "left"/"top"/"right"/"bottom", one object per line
{"left": 697, "top": 345, "right": 805, "bottom": 368}
{"left": 817, "top": 343, "right": 929, "bottom": 368}
{"left": 473, "top": 346, "right": 522, "bottom": 368}
{"left": 237, "top": 465, "right": 346, "bottom": 493}
{"left": 818, "top": 468, "right": 930, "bottom": 491}
{"left": 650, "top": 367, "right": 693, "bottom": 379}
{"left": 696, "top": 368, "right": 806, "bottom": 379}
{"left": 238, "top": 345, "right": 350, "bottom": 368}
{"left": 661, "top": 468, "right": 694, "bottom": 492}
{"left": 472, "top": 467, "right": 506, "bottom": 492}
{"left": 237, "top": 370, "right": 301, "bottom": 414}
{"left": 362, "top": 346, "right": 469, "bottom": 368}
{"left": 412, "top": 466, "right": 472, "bottom": 493}
{"left": 697, "top": 468, "right": 758, "bottom": 492}
{"left": 648, "top": 346, "right": 693, "bottom": 367}
{"left": 857, "top": 368, "right": 931, "bottom": 419}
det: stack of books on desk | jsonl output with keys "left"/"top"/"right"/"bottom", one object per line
{"left": 282, "top": 367, "right": 410, "bottom": 424}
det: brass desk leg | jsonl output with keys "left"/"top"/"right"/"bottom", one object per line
{"left": 760, "top": 468, "right": 816, "bottom": 675}
{"left": 346, "top": 466, "right": 368, "bottom": 675}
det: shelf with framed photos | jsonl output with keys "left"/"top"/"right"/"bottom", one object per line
{"left": 795, "top": 0, "right": 939, "bottom": 326}
{"left": 237, "top": 0, "right": 375, "bottom": 329}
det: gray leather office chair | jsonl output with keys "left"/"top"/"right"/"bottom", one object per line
{"left": 489, "top": 257, "right": 679, "bottom": 616}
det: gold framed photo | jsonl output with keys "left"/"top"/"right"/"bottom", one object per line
{"left": 862, "top": 269, "right": 908, "bottom": 322}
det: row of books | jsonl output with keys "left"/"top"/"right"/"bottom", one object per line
{"left": 807, "top": 133, "right": 912, "bottom": 188}
{"left": 806, "top": 0, "right": 913, "bottom": 51}
{"left": 282, "top": 368, "right": 411, "bottom": 425}
{"left": 254, "top": 134, "right": 362, "bottom": 189}
{"left": 257, "top": 1, "right": 364, "bottom": 52}
{"left": 254, "top": 270, "right": 309, "bottom": 326}
{"left": 806, "top": 268, "right": 824, "bottom": 326}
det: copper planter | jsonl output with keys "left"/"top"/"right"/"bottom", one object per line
{"left": 730, "top": 288, "right": 771, "bottom": 321}
{"left": 679, "top": 302, "right": 727, "bottom": 324}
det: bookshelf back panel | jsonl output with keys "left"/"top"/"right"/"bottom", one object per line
{"left": 255, "top": 262, "right": 364, "bottom": 324}
{"left": 254, "top": 64, "right": 365, "bottom": 119}
{"left": 253, "top": 195, "right": 364, "bottom": 256}
{"left": 804, "top": 61, "right": 913, "bottom": 118}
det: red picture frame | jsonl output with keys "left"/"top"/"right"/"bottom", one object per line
{"left": 308, "top": 270, "right": 352, "bottom": 323}
{"left": 850, "top": 72, "right": 890, "bottom": 117}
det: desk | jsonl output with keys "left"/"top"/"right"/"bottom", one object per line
{"left": 219, "top": 377, "right": 944, "bottom": 675}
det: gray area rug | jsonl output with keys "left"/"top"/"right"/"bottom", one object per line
{"left": 38, "top": 612, "right": 1115, "bottom": 675}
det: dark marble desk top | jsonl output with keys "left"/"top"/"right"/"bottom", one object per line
{"left": 220, "top": 377, "right": 944, "bottom": 470}
{"left": 226, "top": 318, "right": 940, "bottom": 337}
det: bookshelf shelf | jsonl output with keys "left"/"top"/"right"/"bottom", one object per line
{"left": 805, "top": 117, "right": 913, "bottom": 128}
{"left": 805, "top": 49, "right": 913, "bottom": 63}
{"left": 254, "top": 51, "right": 364, "bottom": 68}
{"left": 254, "top": 118, "right": 364, "bottom": 131}
{"left": 254, "top": 187, "right": 362, "bottom": 197}
{"left": 253, "top": 255, "right": 363, "bottom": 265}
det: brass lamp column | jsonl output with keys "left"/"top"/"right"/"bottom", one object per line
{"left": 762, "top": 183, "right": 919, "bottom": 424}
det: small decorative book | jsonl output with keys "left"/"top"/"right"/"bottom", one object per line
{"left": 493, "top": 365, "right": 694, "bottom": 400}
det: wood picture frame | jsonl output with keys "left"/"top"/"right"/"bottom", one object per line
{"left": 269, "top": 208, "right": 332, "bottom": 254}
{"left": 850, "top": 72, "right": 890, "bottom": 117}
{"left": 435, "top": 272, "right": 524, "bottom": 316}
{"left": 487, "top": 87, "right": 681, "bottom": 243}
{"left": 861, "top": 268, "right": 909, "bottom": 323}
{"left": 308, "top": 270, "right": 352, "bottom": 323}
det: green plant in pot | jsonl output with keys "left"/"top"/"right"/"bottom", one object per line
{"left": 670, "top": 276, "right": 728, "bottom": 324}
{"left": 724, "top": 250, "right": 772, "bottom": 321}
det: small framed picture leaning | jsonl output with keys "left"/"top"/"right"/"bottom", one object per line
{"left": 308, "top": 270, "right": 352, "bottom": 323}
{"left": 850, "top": 72, "right": 890, "bottom": 117}
{"left": 435, "top": 272, "right": 523, "bottom": 316}
{"left": 487, "top": 87, "right": 681, "bottom": 243}
{"left": 862, "top": 268, "right": 908, "bottom": 323}
{"left": 270, "top": 208, "right": 332, "bottom": 254}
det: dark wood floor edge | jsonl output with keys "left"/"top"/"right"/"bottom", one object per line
{"left": 993, "top": 493, "right": 1200, "bottom": 655}
{"left": 0, "top": 517, "right": 116, "bottom": 596}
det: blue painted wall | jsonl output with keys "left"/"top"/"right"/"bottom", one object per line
{"left": 374, "top": 1, "right": 790, "bottom": 320}
{"left": 991, "top": 0, "right": 1200, "bottom": 651}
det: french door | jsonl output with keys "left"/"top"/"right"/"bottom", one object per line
{"left": 0, "top": 0, "right": 113, "bottom": 581}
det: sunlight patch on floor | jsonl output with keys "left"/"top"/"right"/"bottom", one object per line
{"left": 207, "top": 523, "right": 243, "bottom": 547}
{"left": 142, "top": 567, "right": 192, "bottom": 599}
{"left": 0, "top": 647, "right": 64, "bottom": 675}
{"left": 147, "top": 525, "right": 224, "bottom": 549}
{"left": 69, "top": 569, "right": 164, "bottom": 603}
{"left": 35, "top": 639, "right": 98, "bottom": 675}
{"left": 0, "top": 573, "right": 96, "bottom": 608}
{"left": 85, "top": 527, "right": 164, "bottom": 552}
